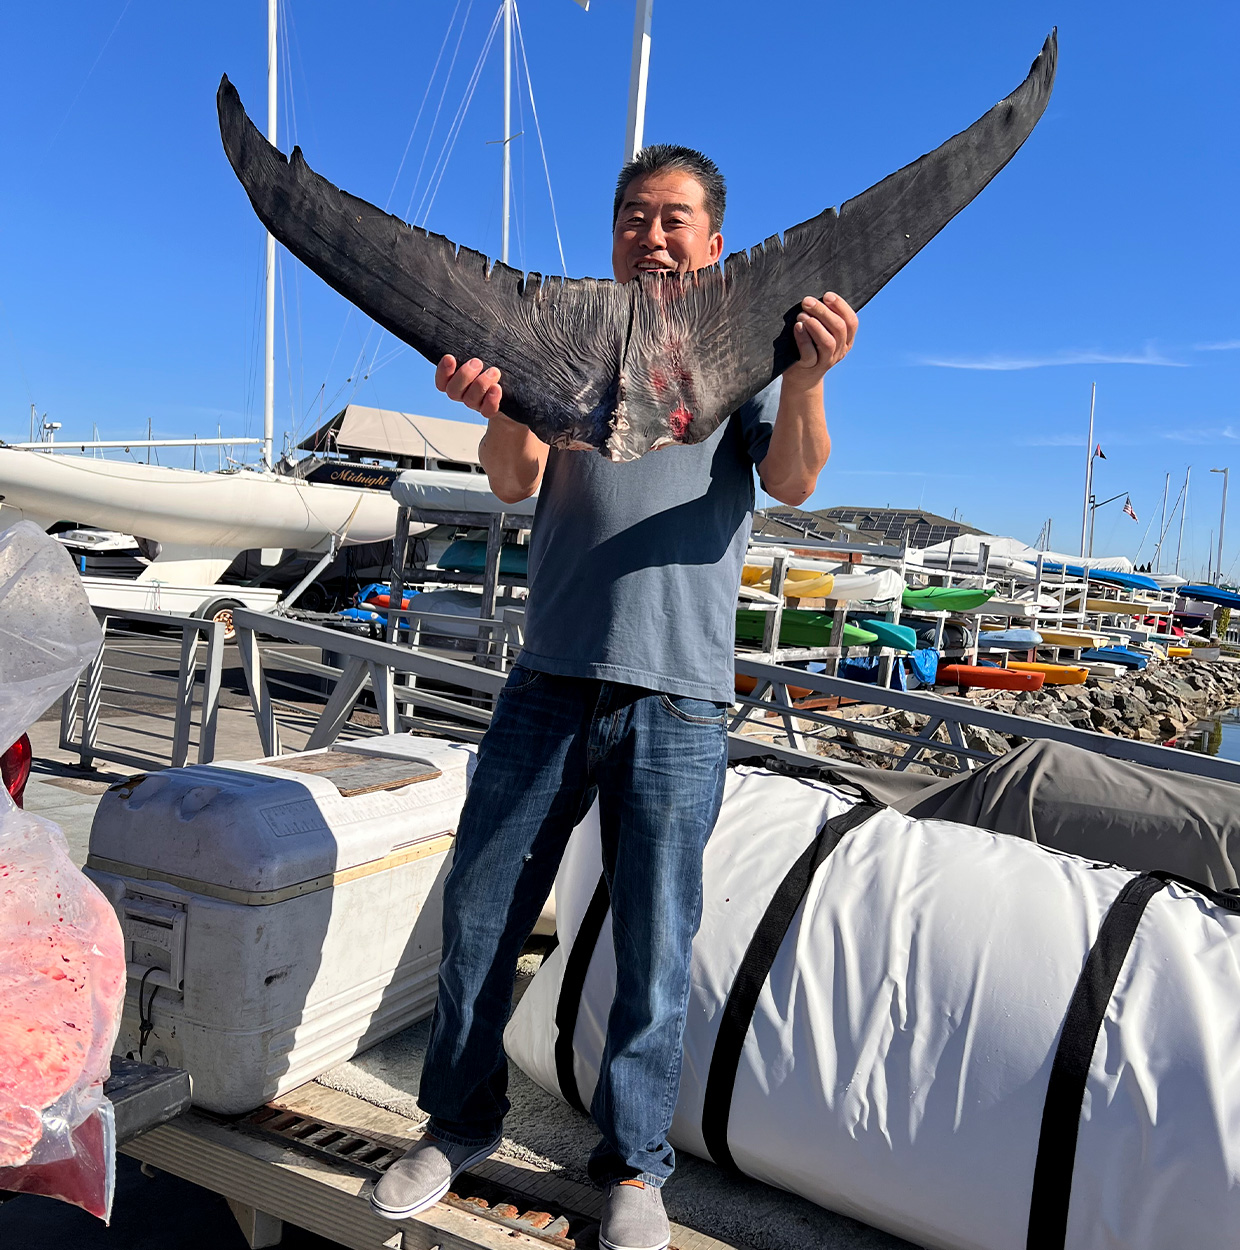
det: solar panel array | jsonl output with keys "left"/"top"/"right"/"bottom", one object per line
{"left": 754, "top": 507, "right": 874, "bottom": 544}
{"left": 817, "top": 507, "right": 982, "bottom": 549}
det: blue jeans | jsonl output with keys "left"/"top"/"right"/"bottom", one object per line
{"left": 419, "top": 667, "right": 728, "bottom": 1187}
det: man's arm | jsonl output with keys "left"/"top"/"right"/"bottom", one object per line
{"left": 436, "top": 355, "right": 548, "bottom": 504}
{"left": 757, "top": 293, "right": 857, "bottom": 507}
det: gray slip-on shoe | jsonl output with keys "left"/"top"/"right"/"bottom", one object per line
{"left": 369, "top": 1132, "right": 501, "bottom": 1220}
{"left": 599, "top": 1179, "right": 671, "bottom": 1250}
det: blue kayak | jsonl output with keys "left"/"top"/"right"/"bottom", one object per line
{"left": 976, "top": 629, "right": 1042, "bottom": 647}
{"left": 1041, "top": 563, "right": 1159, "bottom": 592}
{"left": 1081, "top": 646, "right": 1149, "bottom": 670}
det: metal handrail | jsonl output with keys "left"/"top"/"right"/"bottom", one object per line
{"left": 60, "top": 608, "right": 224, "bottom": 771}
{"left": 232, "top": 608, "right": 507, "bottom": 756}
{"left": 732, "top": 657, "right": 1240, "bottom": 784}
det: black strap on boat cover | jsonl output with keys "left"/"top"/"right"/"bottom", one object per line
{"left": 553, "top": 874, "right": 611, "bottom": 1113}
{"left": 700, "top": 798, "right": 883, "bottom": 1173}
{"left": 1025, "top": 872, "right": 1166, "bottom": 1248}
{"left": 1026, "top": 866, "right": 1240, "bottom": 1249}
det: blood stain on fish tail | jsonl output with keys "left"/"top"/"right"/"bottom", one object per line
{"left": 668, "top": 406, "right": 693, "bottom": 440}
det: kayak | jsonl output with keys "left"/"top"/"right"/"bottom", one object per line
{"left": 851, "top": 617, "right": 917, "bottom": 651}
{"left": 1036, "top": 628, "right": 1112, "bottom": 648}
{"left": 437, "top": 538, "right": 529, "bottom": 576}
{"left": 1179, "top": 584, "right": 1240, "bottom": 609}
{"left": 1081, "top": 647, "right": 1149, "bottom": 671}
{"left": 902, "top": 587, "right": 996, "bottom": 611}
{"left": 1007, "top": 660, "right": 1088, "bottom": 686}
{"left": 936, "top": 664, "right": 1045, "bottom": 691}
{"left": 740, "top": 566, "right": 836, "bottom": 599}
{"left": 1067, "top": 598, "right": 1146, "bottom": 616}
{"left": 975, "top": 628, "right": 1042, "bottom": 647}
{"left": 734, "top": 672, "right": 813, "bottom": 700}
{"left": 1040, "top": 563, "right": 1161, "bottom": 592}
{"left": 735, "top": 610, "right": 878, "bottom": 649}
{"left": 1168, "top": 646, "right": 1192, "bottom": 658}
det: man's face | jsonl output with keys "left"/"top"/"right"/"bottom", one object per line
{"left": 611, "top": 170, "right": 724, "bottom": 283}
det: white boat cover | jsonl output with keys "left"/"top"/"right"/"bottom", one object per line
{"left": 390, "top": 468, "right": 538, "bottom": 516}
{"left": 505, "top": 761, "right": 1240, "bottom": 1250}
{"left": 919, "top": 533, "right": 1136, "bottom": 575}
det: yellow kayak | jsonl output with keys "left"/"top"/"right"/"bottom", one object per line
{"left": 741, "top": 565, "right": 835, "bottom": 599}
{"left": 1168, "top": 646, "right": 1192, "bottom": 658}
{"left": 1037, "top": 628, "right": 1111, "bottom": 648}
{"left": 1066, "top": 598, "right": 1147, "bottom": 616}
{"left": 1007, "top": 660, "right": 1088, "bottom": 686}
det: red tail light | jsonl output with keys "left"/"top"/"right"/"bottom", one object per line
{"left": 2, "top": 734, "right": 32, "bottom": 808}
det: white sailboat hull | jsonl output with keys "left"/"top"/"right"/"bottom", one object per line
{"left": 0, "top": 449, "right": 402, "bottom": 552}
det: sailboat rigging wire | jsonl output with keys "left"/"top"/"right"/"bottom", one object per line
{"left": 346, "top": 0, "right": 483, "bottom": 404}
{"left": 1131, "top": 508, "right": 1158, "bottom": 563}
{"left": 414, "top": 4, "right": 505, "bottom": 228}
{"left": 404, "top": 0, "right": 480, "bottom": 223}
{"left": 513, "top": 3, "right": 568, "bottom": 276}
{"left": 278, "top": 254, "right": 297, "bottom": 461}
{"left": 45, "top": 0, "right": 134, "bottom": 152}
{"left": 384, "top": 0, "right": 466, "bottom": 212}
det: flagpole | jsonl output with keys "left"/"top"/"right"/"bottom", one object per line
{"left": 1155, "top": 472, "right": 1169, "bottom": 572}
{"left": 1080, "top": 382, "right": 1096, "bottom": 557}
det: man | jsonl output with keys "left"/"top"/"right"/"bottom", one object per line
{"left": 371, "top": 145, "right": 857, "bottom": 1250}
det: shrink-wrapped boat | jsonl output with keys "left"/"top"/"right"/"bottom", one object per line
{"left": 505, "top": 760, "right": 1240, "bottom": 1250}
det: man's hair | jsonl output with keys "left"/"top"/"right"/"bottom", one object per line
{"left": 612, "top": 144, "right": 726, "bottom": 234}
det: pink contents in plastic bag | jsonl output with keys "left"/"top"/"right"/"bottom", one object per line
{"left": 0, "top": 521, "right": 121, "bottom": 1221}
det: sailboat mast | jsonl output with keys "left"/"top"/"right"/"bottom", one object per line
{"left": 1155, "top": 472, "right": 1169, "bottom": 571}
{"left": 1079, "top": 382, "right": 1095, "bottom": 557}
{"left": 1175, "top": 466, "right": 1191, "bottom": 576}
{"left": 624, "top": 0, "right": 653, "bottom": 162}
{"left": 501, "top": 0, "right": 512, "bottom": 264}
{"left": 263, "top": 0, "right": 278, "bottom": 471}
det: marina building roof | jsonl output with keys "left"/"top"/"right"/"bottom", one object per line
{"left": 299, "top": 405, "right": 484, "bottom": 468}
{"left": 816, "top": 507, "right": 984, "bottom": 549}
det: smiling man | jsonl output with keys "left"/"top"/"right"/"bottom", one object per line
{"left": 371, "top": 146, "right": 857, "bottom": 1250}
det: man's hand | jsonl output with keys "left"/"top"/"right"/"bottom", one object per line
{"left": 436, "top": 354, "right": 548, "bottom": 503}
{"left": 784, "top": 292, "right": 858, "bottom": 391}
{"left": 758, "top": 292, "right": 857, "bottom": 507}
{"left": 436, "top": 354, "right": 504, "bottom": 419}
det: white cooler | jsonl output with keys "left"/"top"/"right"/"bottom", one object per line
{"left": 84, "top": 735, "right": 472, "bottom": 1113}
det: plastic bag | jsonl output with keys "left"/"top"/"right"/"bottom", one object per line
{"left": 0, "top": 521, "right": 122, "bottom": 1220}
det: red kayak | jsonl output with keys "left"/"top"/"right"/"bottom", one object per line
{"left": 936, "top": 664, "right": 1044, "bottom": 692}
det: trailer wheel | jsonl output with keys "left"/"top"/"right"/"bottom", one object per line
{"left": 198, "top": 599, "right": 243, "bottom": 642}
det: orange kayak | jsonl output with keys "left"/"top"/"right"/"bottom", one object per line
{"left": 1007, "top": 661, "right": 1088, "bottom": 686}
{"left": 937, "top": 664, "right": 1044, "bottom": 692}
{"left": 735, "top": 672, "right": 813, "bottom": 700}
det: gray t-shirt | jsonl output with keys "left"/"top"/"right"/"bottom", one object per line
{"left": 518, "top": 379, "right": 781, "bottom": 703}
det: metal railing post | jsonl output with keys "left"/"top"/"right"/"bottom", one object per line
{"left": 170, "top": 625, "right": 200, "bottom": 768}
{"left": 236, "top": 623, "right": 281, "bottom": 757}
{"left": 198, "top": 620, "right": 224, "bottom": 763}
{"left": 79, "top": 626, "right": 105, "bottom": 770}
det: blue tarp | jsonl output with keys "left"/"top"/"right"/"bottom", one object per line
{"left": 1178, "top": 585, "right": 1240, "bottom": 609}
{"left": 1040, "top": 563, "right": 1160, "bottom": 592}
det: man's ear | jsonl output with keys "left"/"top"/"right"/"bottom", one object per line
{"left": 708, "top": 231, "right": 724, "bottom": 264}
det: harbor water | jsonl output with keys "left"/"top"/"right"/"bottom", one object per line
{"left": 1178, "top": 708, "right": 1240, "bottom": 761}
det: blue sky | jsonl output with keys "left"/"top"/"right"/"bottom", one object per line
{"left": 1, "top": 2, "right": 1237, "bottom": 576}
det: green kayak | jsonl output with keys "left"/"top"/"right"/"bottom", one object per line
{"left": 438, "top": 539, "right": 529, "bottom": 576}
{"left": 736, "top": 609, "right": 878, "bottom": 649}
{"left": 852, "top": 617, "right": 917, "bottom": 651}
{"left": 901, "top": 586, "right": 996, "bottom": 611}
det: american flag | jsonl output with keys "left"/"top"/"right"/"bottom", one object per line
{"left": 1123, "top": 497, "right": 1138, "bottom": 522}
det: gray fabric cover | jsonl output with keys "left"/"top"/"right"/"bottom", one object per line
{"left": 899, "top": 739, "right": 1240, "bottom": 890}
